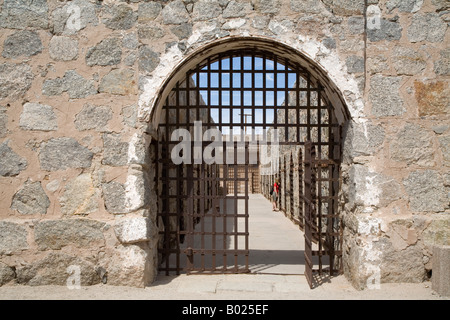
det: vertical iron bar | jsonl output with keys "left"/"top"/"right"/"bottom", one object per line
{"left": 212, "top": 161, "right": 217, "bottom": 271}
{"left": 304, "top": 141, "right": 313, "bottom": 288}
{"left": 244, "top": 142, "right": 249, "bottom": 272}
{"left": 186, "top": 164, "right": 194, "bottom": 272}
{"left": 175, "top": 81, "right": 181, "bottom": 274}
{"left": 263, "top": 54, "right": 267, "bottom": 140}
{"left": 164, "top": 97, "right": 170, "bottom": 275}
{"left": 234, "top": 141, "right": 238, "bottom": 272}
{"left": 200, "top": 162, "right": 205, "bottom": 271}
{"left": 285, "top": 58, "right": 289, "bottom": 145}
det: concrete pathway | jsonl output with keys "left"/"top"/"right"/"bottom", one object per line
{"left": 173, "top": 193, "right": 305, "bottom": 274}
{"left": 246, "top": 194, "right": 305, "bottom": 275}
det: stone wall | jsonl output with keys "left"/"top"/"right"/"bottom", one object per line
{"left": 339, "top": 0, "right": 450, "bottom": 289}
{"left": 0, "top": 0, "right": 449, "bottom": 289}
{"left": 0, "top": 0, "right": 156, "bottom": 287}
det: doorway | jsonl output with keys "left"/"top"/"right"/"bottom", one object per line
{"left": 154, "top": 46, "right": 343, "bottom": 287}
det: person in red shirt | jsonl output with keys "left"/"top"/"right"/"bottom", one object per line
{"left": 271, "top": 178, "right": 280, "bottom": 211}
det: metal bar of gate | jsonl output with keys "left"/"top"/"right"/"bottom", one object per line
{"left": 186, "top": 164, "right": 194, "bottom": 272}
{"left": 244, "top": 142, "right": 249, "bottom": 272}
{"left": 304, "top": 141, "right": 314, "bottom": 289}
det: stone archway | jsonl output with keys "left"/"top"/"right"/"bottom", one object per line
{"left": 146, "top": 37, "right": 351, "bottom": 131}
{"left": 145, "top": 37, "right": 352, "bottom": 285}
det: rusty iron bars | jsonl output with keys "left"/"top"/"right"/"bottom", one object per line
{"left": 304, "top": 141, "right": 315, "bottom": 288}
{"left": 225, "top": 165, "right": 260, "bottom": 194}
{"left": 289, "top": 153, "right": 295, "bottom": 222}
{"left": 156, "top": 48, "right": 342, "bottom": 279}
{"left": 303, "top": 140, "right": 343, "bottom": 289}
{"left": 184, "top": 143, "right": 250, "bottom": 274}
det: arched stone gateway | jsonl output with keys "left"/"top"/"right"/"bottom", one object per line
{"left": 149, "top": 37, "right": 350, "bottom": 288}
{"left": 147, "top": 37, "right": 351, "bottom": 129}
{"left": 0, "top": 1, "right": 447, "bottom": 291}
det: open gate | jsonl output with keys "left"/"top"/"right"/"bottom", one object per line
{"left": 303, "top": 141, "right": 343, "bottom": 288}
{"left": 155, "top": 47, "right": 343, "bottom": 286}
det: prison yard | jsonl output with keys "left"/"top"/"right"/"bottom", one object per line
{"left": 0, "top": 0, "right": 449, "bottom": 300}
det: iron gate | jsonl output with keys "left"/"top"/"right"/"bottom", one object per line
{"left": 155, "top": 48, "right": 343, "bottom": 284}
{"left": 303, "top": 141, "right": 343, "bottom": 288}
{"left": 157, "top": 137, "right": 250, "bottom": 274}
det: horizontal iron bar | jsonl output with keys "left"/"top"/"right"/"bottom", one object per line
{"left": 312, "top": 250, "right": 342, "bottom": 256}
{"left": 188, "top": 269, "right": 250, "bottom": 274}
{"left": 180, "top": 232, "right": 249, "bottom": 236}
{"left": 159, "top": 123, "right": 340, "bottom": 129}
{"left": 187, "top": 249, "right": 249, "bottom": 254}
